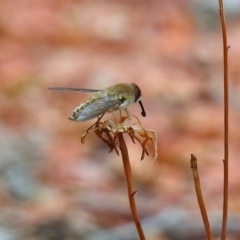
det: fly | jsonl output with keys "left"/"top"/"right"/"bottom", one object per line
{"left": 48, "top": 83, "right": 146, "bottom": 121}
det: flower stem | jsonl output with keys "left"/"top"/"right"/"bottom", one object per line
{"left": 118, "top": 132, "right": 146, "bottom": 240}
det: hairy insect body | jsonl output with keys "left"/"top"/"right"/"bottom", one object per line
{"left": 48, "top": 83, "right": 145, "bottom": 121}
{"left": 69, "top": 84, "right": 138, "bottom": 121}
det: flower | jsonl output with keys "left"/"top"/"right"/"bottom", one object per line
{"left": 81, "top": 114, "right": 157, "bottom": 161}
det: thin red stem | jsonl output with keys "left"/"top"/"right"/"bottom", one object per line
{"left": 190, "top": 154, "right": 214, "bottom": 240}
{"left": 218, "top": 1, "right": 229, "bottom": 239}
{"left": 118, "top": 133, "right": 146, "bottom": 240}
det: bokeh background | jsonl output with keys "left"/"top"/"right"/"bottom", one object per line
{"left": 1, "top": 0, "right": 240, "bottom": 239}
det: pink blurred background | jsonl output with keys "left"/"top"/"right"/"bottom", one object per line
{"left": 1, "top": 0, "right": 240, "bottom": 239}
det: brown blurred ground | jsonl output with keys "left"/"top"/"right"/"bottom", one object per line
{"left": 0, "top": 0, "right": 240, "bottom": 239}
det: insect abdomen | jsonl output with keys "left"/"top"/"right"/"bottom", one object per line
{"left": 69, "top": 107, "right": 84, "bottom": 121}
{"left": 69, "top": 99, "right": 94, "bottom": 121}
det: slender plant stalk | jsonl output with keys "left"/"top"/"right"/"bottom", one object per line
{"left": 118, "top": 132, "right": 146, "bottom": 240}
{"left": 190, "top": 154, "right": 214, "bottom": 240}
{"left": 218, "top": 1, "right": 229, "bottom": 239}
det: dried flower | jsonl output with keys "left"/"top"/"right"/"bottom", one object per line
{"left": 81, "top": 115, "right": 157, "bottom": 161}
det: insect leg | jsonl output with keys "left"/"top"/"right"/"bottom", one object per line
{"left": 81, "top": 113, "right": 105, "bottom": 143}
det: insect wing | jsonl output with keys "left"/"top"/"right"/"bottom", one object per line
{"left": 48, "top": 87, "right": 101, "bottom": 92}
{"left": 77, "top": 95, "right": 122, "bottom": 121}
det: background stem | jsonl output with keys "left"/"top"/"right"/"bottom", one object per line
{"left": 190, "top": 154, "right": 214, "bottom": 240}
{"left": 218, "top": 1, "right": 229, "bottom": 239}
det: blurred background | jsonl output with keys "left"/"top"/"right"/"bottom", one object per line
{"left": 1, "top": 0, "right": 240, "bottom": 239}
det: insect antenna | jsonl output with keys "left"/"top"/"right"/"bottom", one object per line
{"left": 138, "top": 100, "right": 146, "bottom": 117}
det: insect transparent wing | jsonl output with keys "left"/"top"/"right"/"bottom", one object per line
{"left": 76, "top": 96, "right": 122, "bottom": 121}
{"left": 48, "top": 87, "right": 101, "bottom": 92}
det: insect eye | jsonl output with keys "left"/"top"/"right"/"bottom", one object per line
{"left": 131, "top": 83, "right": 141, "bottom": 102}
